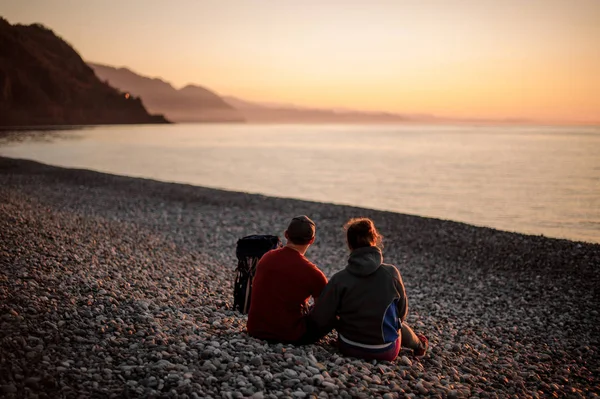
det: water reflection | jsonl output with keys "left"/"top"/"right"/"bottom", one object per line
{"left": 0, "top": 126, "right": 91, "bottom": 144}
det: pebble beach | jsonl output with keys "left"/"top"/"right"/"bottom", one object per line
{"left": 1, "top": 156, "right": 599, "bottom": 398}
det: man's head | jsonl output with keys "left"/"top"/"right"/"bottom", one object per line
{"left": 285, "top": 215, "right": 316, "bottom": 246}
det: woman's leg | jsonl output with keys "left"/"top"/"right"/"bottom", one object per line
{"left": 400, "top": 323, "right": 421, "bottom": 350}
{"left": 401, "top": 323, "right": 429, "bottom": 356}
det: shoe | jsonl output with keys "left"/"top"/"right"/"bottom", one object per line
{"left": 413, "top": 335, "right": 428, "bottom": 357}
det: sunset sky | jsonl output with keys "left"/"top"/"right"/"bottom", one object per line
{"left": 2, "top": 0, "right": 599, "bottom": 123}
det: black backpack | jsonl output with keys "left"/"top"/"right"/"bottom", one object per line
{"left": 234, "top": 234, "right": 282, "bottom": 314}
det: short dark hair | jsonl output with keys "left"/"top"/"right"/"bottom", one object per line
{"left": 286, "top": 215, "right": 316, "bottom": 245}
{"left": 344, "top": 217, "right": 383, "bottom": 250}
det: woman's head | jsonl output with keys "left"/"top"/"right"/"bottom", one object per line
{"left": 344, "top": 217, "right": 383, "bottom": 250}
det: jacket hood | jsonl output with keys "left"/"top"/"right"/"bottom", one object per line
{"left": 346, "top": 246, "right": 383, "bottom": 277}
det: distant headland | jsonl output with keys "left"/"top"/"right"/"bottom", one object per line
{"left": 0, "top": 18, "right": 169, "bottom": 127}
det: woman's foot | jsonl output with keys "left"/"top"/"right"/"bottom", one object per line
{"left": 413, "top": 335, "right": 428, "bottom": 357}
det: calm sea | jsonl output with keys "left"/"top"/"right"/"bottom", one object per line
{"left": 1, "top": 124, "right": 599, "bottom": 243}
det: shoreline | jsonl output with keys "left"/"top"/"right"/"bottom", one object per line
{"left": 1, "top": 156, "right": 599, "bottom": 398}
{"left": 0, "top": 146, "right": 596, "bottom": 246}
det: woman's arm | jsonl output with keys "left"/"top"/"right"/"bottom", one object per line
{"left": 395, "top": 268, "right": 409, "bottom": 322}
{"left": 308, "top": 277, "right": 341, "bottom": 330}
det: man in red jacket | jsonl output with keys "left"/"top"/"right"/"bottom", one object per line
{"left": 247, "top": 215, "right": 328, "bottom": 344}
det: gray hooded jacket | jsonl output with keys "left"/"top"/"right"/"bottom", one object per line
{"left": 309, "top": 246, "right": 408, "bottom": 345}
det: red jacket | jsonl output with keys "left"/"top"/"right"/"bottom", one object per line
{"left": 247, "top": 247, "right": 327, "bottom": 342}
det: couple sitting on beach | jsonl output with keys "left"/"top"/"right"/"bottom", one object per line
{"left": 246, "top": 215, "right": 428, "bottom": 361}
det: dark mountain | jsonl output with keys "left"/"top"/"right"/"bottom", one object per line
{"left": 223, "top": 96, "right": 409, "bottom": 124}
{"left": 0, "top": 18, "right": 168, "bottom": 127}
{"left": 89, "top": 63, "right": 244, "bottom": 123}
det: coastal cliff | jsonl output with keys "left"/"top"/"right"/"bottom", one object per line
{"left": 0, "top": 18, "right": 169, "bottom": 126}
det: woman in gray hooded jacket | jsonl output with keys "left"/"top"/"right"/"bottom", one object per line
{"left": 309, "top": 218, "right": 428, "bottom": 361}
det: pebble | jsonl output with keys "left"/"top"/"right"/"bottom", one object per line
{"left": 312, "top": 374, "right": 324, "bottom": 385}
{"left": 250, "top": 356, "right": 263, "bottom": 366}
{"left": 284, "top": 369, "right": 299, "bottom": 378}
{"left": 400, "top": 356, "right": 412, "bottom": 367}
{"left": 415, "top": 380, "right": 428, "bottom": 395}
{"left": 1, "top": 385, "right": 17, "bottom": 394}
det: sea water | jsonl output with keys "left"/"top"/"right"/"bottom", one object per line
{"left": 1, "top": 123, "right": 599, "bottom": 243}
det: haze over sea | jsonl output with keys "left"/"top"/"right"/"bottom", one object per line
{"left": 1, "top": 123, "right": 599, "bottom": 244}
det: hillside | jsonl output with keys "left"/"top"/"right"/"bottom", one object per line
{"left": 223, "top": 96, "right": 409, "bottom": 124}
{"left": 89, "top": 63, "right": 244, "bottom": 123}
{"left": 0, "top": 19, "right": 168, "bottom": 126}
{"left": 89, "top": 63, "right": 414, "bottom": 124}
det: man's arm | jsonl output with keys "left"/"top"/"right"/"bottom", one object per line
{"left": 311, "top": 268, "right": 328, "bottom": 304}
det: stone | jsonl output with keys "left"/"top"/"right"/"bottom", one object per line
{"left": 284, "top": 369, "right": 299, "bottom": 378}
{"left": 250, "top": 356, "right": 263, "bottom": 366}
{"left": 1, "top": 385, "right": 17, "bottom": 394}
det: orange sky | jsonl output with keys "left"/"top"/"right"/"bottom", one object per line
{"left": 2, "top": 0, "right": 600, "bottom": 123}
